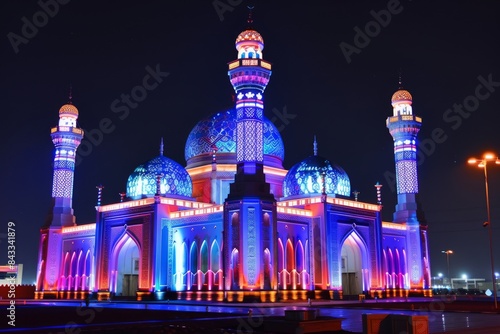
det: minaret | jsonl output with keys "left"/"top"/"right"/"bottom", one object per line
{"left": 386, "top": 85, "right": 421, "bottom": 223}
{"left": 227, "top": 11, "right": 271, "bottom": 179}
{"left": 223, "top": 12, "right": 277, "bottom": 294}
{"left": 46, "top": 97, "right": 84, "bottom": 227}
{"left": 36, "top": 96, "right": 84, "bottom": 296}
{"left": 386, "top": 84, "right": 425, "bottom": 289}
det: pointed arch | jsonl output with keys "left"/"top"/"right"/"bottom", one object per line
{"left": 388, "top": 248, "right": 395, "bottom": 288}
{"left": 62, "top": 252, "right": 70, "bottom": 290}
{"left": 296, "top": 240, "right": 308, "bottom": 289}
{"left": 340, "top": 231, "right": 369, "bottom": 294}
{"left": 189, "top": 241, "right": 198, "bottom": 290}
{"left": 173, "top": 241, "right": 188, "bottom": 291}
{"left": 402, "top": 249, "right": 409, "bottom": 288}
{"left": 81, "top": 249, "right": 91, "bottom": 291}
{"left": 286, "top": 239, "right": 294, "bottom": 289}
{"left": 111, "top": 232, "right": 141, "bottom": 296}
{"left": 69, "top": 251, "right": 77, "bottom": 291}
{"left": 200, "top": 240, "right": 209, "bottom": 273}
{"left": 211, "top": 240, "right": 221, "bottom": 290}
{"left": 277, "top": 238, "right": 285, "bottom": 289}
{"left": 200, "top": 240, "right": 209, "bottom": 289}
{"left": 296, "top": 240, "right": 304, "bottom": 273}
{"left": 231, "top": 248, "right": 240, "bottom": 289}
{"left": 263, "top": 248, "right": 272, "bottom": 290}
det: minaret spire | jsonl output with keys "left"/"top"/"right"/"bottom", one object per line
{"left": 160, "top": 137, "right": 164, "bottom": 156}
{"left": 398, "top": 68, "right": 403, "bottom": 89}
{"left": 68, "top": 84, "right": 73, "bottom": 104}
{"left": 247, "top": 5, "right": 254, "bottom": 27}
{"left": 313, "top": 136, "right": 318, "bottom": 156}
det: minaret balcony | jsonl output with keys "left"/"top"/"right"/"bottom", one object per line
{"left": 386, "top": 115, "right": 422, "bottom": 124}
{"left": 228, "top": 59, "right": 271, "bottom": 70}
{"left": 51, "top": 126, "right": 84, "bottom": 135}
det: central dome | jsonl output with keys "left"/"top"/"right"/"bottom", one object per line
{"left": 184, "top": 108, "right": 285, "bottom": 168}
{"left": 283, "top": 155, "right": 350, "bottom": 198}
{"left": 126, "top": 155, "right": 192, "bottom": 199}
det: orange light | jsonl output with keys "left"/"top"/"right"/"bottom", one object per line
{"left": 468, "top": 158, "right": 478, "bottom": 164}
{"left": 478, "top": 162, "right": 485, "bottom": 168}
{"left": 484, "top": 152, "right": 496, "bottom": 161}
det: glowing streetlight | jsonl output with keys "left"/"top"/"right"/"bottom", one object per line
{"left": 441, "top": 250, "right": 453, "bottom": 279}
{"left": 468, "top": 152, "right": 500, "bottom": 309}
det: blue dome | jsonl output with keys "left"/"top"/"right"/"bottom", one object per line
{"left": 126, "top": 155, "right": 192, "bottom": 199}
{"left": 184, "top": 108, "right": 285, "bottom": 167}
{"left": 283, "top": 155, "right": 350, "bottom": 198}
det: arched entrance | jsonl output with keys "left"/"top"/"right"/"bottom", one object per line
{"left": 114, "top": 234, "right": 140, "bottom": 297}
{"left": 340, "top": 232, "right": 367, "bottom": 295}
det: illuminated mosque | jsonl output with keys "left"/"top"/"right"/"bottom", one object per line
{"left": 35, "top": 19, "right": 431, "bottom": 301}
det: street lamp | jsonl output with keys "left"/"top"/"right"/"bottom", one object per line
{"left": 441, "top": 250, "right": 453, "bottom": 280}
{"left": 468, "top": 152, "right": 500, "bottom": 309}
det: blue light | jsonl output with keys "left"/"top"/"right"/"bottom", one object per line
{"left": 184, "top": 108, "right": 285, "bottom": 163}
{"left": 283, "top": 155, "right": 350, "bottom": 197}
{"left": 127, "top": 155, "right": 192, "bottom": 199}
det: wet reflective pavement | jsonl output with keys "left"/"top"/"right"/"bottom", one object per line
{"left": 2, "top": 297, "right": 500, "bottom": 333}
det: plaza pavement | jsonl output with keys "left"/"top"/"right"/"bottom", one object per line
{"left": 1, "top": 297, "right": 500, "bottom": 333}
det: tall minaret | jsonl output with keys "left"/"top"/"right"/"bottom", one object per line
{"left": 224, "top": 12, "right": 277, "bottom": 293}
{"left": 386, "top": 86, "right": 421, "bottom": 223}
{"left": 46, "top": 98, "right": 84, "bottom": 227}
{"left": 37, "top": 97, "right": 84, "bottom": 296}
{"left": 386, "top": 85, "right": 425, "bottom": 289}
{"left": 227, "top": 12, "right": 271, "bottom": 178}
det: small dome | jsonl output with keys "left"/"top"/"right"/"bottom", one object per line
{"left": 59, "top": 103, "right": 79, "bottom": 116}
{"left": 391, "top": 89, "right": 413, "bottom": 104}
{"left": 236, "top": 29, "right": 264, "bottom": 46}
{"left": 283, "top": 155, "right": 350, "bottom": 198}
{"left": 126, "top": 155, "right": 192, "bottom": 199}
{"left": 184, "top": 108, "right": 285, "bottom": 168}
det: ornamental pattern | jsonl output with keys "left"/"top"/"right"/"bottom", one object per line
{"left": 395, "top": 151, "right": 417, "bottom": 161}
{"left": 283, "top": 155, "right": 351, "bottom": 197}
{"left": 126, "top": 155, "right": 192, "bottom": 199}
{"left": 237, "top": 121, "right": 263, "bottom": 162}
{"left": 54, "top": 159, "right": 75, "bottom": 170}
{"left": 184, "top": 108, "right": 284, "bottom": 162}
{"left": 52, "top": 170, "right": 73, "bottom": 198}
{"left": 396, "top": 160, "right": 418, "bottom": 194}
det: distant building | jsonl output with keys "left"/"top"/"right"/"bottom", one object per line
{"left": 35, "top": 17, "right": 431, "bottom": 301}
{"left": 0, "top": 264, "right": 23, "bottom": 285}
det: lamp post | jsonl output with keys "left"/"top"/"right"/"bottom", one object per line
{"left": 441, "top": 249, "right": 453, "bottom": 282}
{"left": 468, "top": 152, "right": 500, "bottom": 309}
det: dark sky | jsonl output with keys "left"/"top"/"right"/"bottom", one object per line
{"left": 1, "top": 0, "right": 499, "bottom": 284}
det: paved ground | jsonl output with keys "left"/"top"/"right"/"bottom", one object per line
{"left": 1, "top": 297, "right": 500, "bottom": 333}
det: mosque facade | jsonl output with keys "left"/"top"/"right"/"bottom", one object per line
{"left": 35, "top": 23, "right": 431, "bottom": 301}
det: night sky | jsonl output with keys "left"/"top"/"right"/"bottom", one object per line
{"left": 1, "top": 0, "right": 499, "bottom": 285}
